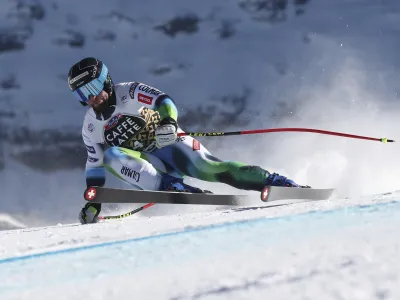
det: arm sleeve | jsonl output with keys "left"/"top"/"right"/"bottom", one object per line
{"left": 128, "top": 82, "right": 178, "bottom": 121}
{"left": 154, "top": 95, "right": 178, "bottom": 122}
{"left": 82, "top": 132, "right": 106, "bottom": 188}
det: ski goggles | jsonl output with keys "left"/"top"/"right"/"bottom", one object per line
{"left": 71, "top": 64, "right": 109, "bottom": 103}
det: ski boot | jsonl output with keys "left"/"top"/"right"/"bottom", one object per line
{"left": 160, "top": 174, "right": 213, "bottom": 194}
{"left": 265, "top": 172, "right": 306, "bottom": 188}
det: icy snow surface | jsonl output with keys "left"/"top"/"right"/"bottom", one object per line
{"left": 1, "top": 190, "right": 400, "bottom": 299}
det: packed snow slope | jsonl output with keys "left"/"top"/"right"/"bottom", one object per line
{"left": 1, "top": 191, "right": 400, "bottom": 299}
{"left": 1, "top": 0, "right": 400, "bottom": 227}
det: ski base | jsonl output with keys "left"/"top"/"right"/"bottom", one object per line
{"left": 84, "top": 186, "right": 335, "bottom": 205}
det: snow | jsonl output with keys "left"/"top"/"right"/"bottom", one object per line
{"left": 2, "top": 0, "right": 400, "bottom": 298}
{"left": 1, "top": 191, "right": 400, "bottom": 299}
{"left": 2, "top": 0, "right": 400, "bottom": 225}
{"left": 0, "top": 214, "right": 26, "bottom": 230}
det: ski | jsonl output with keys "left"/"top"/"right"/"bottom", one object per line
{"left": 84, "top": 187, "right": 249, "bottom": 205}
{"left": 261, "top": 186, "right": 335, "bottom": 202}
{"left": 84, "top": 186, "right": 335, "bottom": 205}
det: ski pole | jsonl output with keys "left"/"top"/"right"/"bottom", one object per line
{"left": 99, "top": 203, "right": 155, "bottom": 220}
{"left": 178, "top": 127, "right": 395, "bottom": 143}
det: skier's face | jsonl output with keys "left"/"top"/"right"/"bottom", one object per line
{"left": 87, "top": 90, "right": 110, "bottom": 112}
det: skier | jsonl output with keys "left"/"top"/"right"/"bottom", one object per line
{"left": 68, "top": 57, "right": 308, "bottom": 224}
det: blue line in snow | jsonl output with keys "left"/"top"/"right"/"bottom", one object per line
{"left": 0, "top": 200, "right": 398, "bottom": 265}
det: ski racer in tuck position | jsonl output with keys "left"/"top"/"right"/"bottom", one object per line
{"left": 68, "top": 57, "right": 308, "bottom": 224}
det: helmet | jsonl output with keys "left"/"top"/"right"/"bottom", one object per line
{"left": 68, "top": 57, "right": 113, "bottom": 106}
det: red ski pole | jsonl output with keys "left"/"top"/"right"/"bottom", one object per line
{"left": 178, "top": 127, "right": 394, "bottom": 143}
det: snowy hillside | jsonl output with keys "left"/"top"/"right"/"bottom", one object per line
{"left": 2, "top": 1, "right": 400, "bottom": 298}
{"left": 1, "top": 0, "right": 400, "bottom": 227}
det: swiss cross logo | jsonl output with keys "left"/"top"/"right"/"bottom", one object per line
{"left": 85, "top": 187, "right": 97, "bottom": 201}
{"left": 192, "top": 139, "right": 200, "bottom": 151}
{"left": 261, "top": 187, "right": 269, "bottom": 202}
{"left": 138, "top": 93, "right": 153, "bottom": 105}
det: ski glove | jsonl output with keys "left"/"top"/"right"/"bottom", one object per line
{"left": 155, "top": 117, "right": 178, "bottom": 148}
{"left": 79, "top": 202, "right": 101, "bottom": 224}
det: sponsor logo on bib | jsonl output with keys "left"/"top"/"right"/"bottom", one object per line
{"left": 103, "top": 114, "right": 146, "bottom": 147}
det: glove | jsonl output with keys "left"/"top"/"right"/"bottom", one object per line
{"left": 79, "top": 202, "right": 101, "bottom": 224}
{"left": 155, "top": 117, "right": 178, "bottom": 148}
